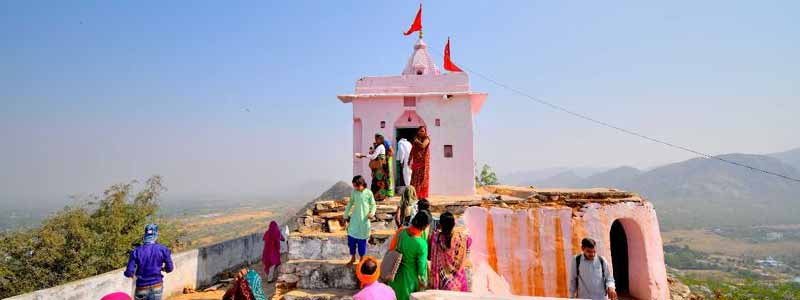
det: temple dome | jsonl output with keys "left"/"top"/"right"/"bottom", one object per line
{"left": 401, "top": 38, "right": 441, "bottom": 76}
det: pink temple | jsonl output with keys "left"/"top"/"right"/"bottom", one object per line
{"left": 338, "top": 38, "right": 487, "bottom": 196}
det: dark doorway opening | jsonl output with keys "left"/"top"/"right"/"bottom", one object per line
{"left": 610, "top": 220, "right": 630, "bottom": 295}
{"left": 394, "top": 127, "right": 419, "bottom": 187}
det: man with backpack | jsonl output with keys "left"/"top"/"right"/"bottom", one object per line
{"left": 569, "top": 238, "right": 617, "bottom": 300}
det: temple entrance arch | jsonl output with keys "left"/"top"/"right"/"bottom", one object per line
{"left": 609, "top": 218, "right": 652, "bottom": 300}
{"left": 394, "top": 110, "right": 426, "bottom": 188}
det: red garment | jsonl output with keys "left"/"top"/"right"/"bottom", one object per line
{"left": 443, "top": 38, "right": 463, "bottom": 72}
{"left": 410, "top": 133, "right": 430, "bottom": 198}
{"left": 403, "top": 4, "right": 422, "bottom": 36}
{"left": 223, "top": 276, "right": 255, "bottom": 300}
{"left": 261, "top": 221, "right": 284, "bottom": 273}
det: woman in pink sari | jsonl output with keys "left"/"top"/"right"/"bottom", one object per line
{"left": 428, "top": 212, "right": 472, "bottom": 292}
{"left": 262, "top": 221, "right": 284, "bottom": 282}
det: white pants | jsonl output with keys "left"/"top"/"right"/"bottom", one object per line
{"left": 402, "top": 161, "right": 412, "bottom": 187}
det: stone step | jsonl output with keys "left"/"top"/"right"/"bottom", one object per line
{"left": 288, "top": 230, "right": 395, "bottom": 261}
{"left": 282, "top": 289, "right": 355, "bottom": 300}
{"left": 279, "top": 259, "right": 359, "bottom": 290}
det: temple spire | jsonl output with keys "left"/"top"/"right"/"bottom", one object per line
{"left": 402, "top": 37, "right": 440, "bottom": 76}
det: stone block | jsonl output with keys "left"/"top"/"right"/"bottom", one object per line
{"left": 279, "top": 273, "right": 300, "bottom": 284}
{"left": 283, "top": 289, "right": 355, "bottom": 300}
{"left": 319, "top": 211, "right": 344, "bottom": 221}
{"left": 315, "top": 200, "right": 338, "bottom": 211}
{"left": 301, "top": 263, "right": 358, "bottom": 290}
{"left": 371, "top": 221, "right": 391, "bottom": 231}
{"left": 376, "top": 213, "right": 393, "bottom": 221}
{"left": 327, "top": 219, "right": 343, "bottom": 233}
{"left": 298, "top": 223, "right": 322, "bottom": 233}
{"left": 375, "top": 205, "right": 396, "bottom": 213}
{"left": 288, "top": 233, "right": 391, "bottom": 260}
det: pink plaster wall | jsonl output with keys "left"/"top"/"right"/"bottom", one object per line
{"left": 350, "top": 94, "right": 477, "bottom": 195}
{"left": 463, "top": 202, "right": 669, "bottom": 300}
{"left": 355, "top": 73, "right": 470, "bottom": 94}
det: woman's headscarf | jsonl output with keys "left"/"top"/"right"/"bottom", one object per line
{"left": 355, "top": 256, "right": 381, "bottom": 288}
{"left": 266, "top": 221, "right": 281, "bottom": 242}
{"left": 143, "top": 224, "right": 158, "bottom": 244}
{"left": 399, "top": 186, "right": 418, "bottom": 222}
{"left": 244, "top": 269, "right": 267, "bottom": 300}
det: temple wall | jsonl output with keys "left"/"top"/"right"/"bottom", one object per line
{"left": 354, "top": 72, "right": 470, "bottom": 94}
{"left": 351, "top": 95, "right": 476, "bottom": 195}
{"left": 416, "top": 95, "right": 475, "bottom": 196}
{"left": 464, "top": 202, "right": 669, "bottom": 300}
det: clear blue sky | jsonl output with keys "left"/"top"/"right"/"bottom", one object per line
{"left": 2, "top": 1, "right": 798, "bottom": 207}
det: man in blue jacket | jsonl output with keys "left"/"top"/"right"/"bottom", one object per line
{"left": 124, "top": 224, "right": 174, "bottom": 300}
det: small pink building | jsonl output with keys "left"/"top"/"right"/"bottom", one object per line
{"left": 338, "top": 38, "right": 487, "bottom": 196}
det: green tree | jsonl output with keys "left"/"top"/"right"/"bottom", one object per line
{"left": 475, "top": 164, "right": 499, "bottom": 187}
{"left": 0, "top": 176, "right": 181, "bottom": 298}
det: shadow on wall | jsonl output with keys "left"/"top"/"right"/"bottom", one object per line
{"left": 5, "top": 232, "right": 266, "bottom": 300}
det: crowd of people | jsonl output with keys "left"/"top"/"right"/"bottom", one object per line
{"left": 103, "top": 127, "right": 617, "bottom": 300}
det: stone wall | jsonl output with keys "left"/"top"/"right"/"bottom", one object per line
{"left": 465, "top": 199, "right": 669, "bottom": 300}
{"left": 4, "top": 232, "right": 264, "bottom": 300}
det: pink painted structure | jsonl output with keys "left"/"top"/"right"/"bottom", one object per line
{"left": 338, "top": 38, "right": 487, "bottom": 196}
{"left": 462, "top": 199, "right": 670, "bottom": 300}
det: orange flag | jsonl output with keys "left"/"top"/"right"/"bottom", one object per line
{"left": 444, "top": 37, "right": 463, "bottom": 72}
{"left": 403, "top": 4, "right": 422, "bottom": 36}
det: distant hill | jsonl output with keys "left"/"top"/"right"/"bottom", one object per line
{"left": 576, "top": 166, "right": 642, "bottom": 189}
{"left": 288, "top": 180, "right": 352, "bottom": 231}
{"left": 627, "top": 154, "right": 800, "bottom": 229}
{"left": 506, "top": 152, "right": 800, "bottom": 230}
{"left": 502, "top": 167, "right": 609, "bottom": 186}
{"left": 316, "top": 181, "right": 353, "bottom": 200}
{"left": 532, "top": 171, "right": 585, "bottom": 188}
{"left": 769, "top": 147, "right": 800, "bottom": 171}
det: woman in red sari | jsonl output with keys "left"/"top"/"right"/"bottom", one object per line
{"left": 262, "top": 221, "right": 284, "bottom": 282}
{"left": 409, "top": 126, "right": 430, "bottom": 198}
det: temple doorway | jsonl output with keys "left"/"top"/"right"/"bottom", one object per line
{"left": 395, "top": 127, "right": 419, "bottom": 187}
{"left": 610, "top": 220, "right": 630, "bottom": 296}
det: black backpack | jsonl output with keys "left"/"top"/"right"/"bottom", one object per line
{"left": 574, "top": 254, "right": 607, "bottom": 295}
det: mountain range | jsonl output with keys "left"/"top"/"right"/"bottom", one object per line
{"left": 503, "top": 148, "right": 800, "bottom": 230}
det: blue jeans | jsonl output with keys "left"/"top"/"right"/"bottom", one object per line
{"left": 134, "top": 286, "right": 163, "bottom": 300}
{"left": 347, "top": 235, "right": 367, "bottom": 257}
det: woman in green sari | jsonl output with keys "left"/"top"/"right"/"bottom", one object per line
{"left": 388, "top": 212, "right": 430, "bottom": 300}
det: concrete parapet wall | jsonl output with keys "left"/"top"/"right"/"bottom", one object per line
{"left": 4, "top": 232, "right": 265, "bottom": 300}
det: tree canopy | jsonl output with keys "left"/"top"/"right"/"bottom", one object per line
{"left": 0, "top": 176, "right": 180, "bottom": 298}
{"left": 475, "top": 164, "right": 499, "bottom": 187}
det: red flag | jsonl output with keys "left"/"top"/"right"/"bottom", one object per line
{"left": 444, "top": 37, "right": 463, "bottom": 72}
{"left": 403, "top": 4, "right": 422, "bottom": 36}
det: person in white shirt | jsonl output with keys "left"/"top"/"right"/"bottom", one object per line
{"left": 569, "top": 238, "right": 617, "bottom": 300}
{"left": 397, "top": 138, "right": 413, "bottom": 187}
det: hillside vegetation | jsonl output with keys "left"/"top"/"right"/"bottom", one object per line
{"left": 0, "top": 176, "right": 180, "bottom": 298}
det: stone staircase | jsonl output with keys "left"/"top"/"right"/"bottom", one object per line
{"left": 274, "top": 197, "right": 400, "bottom": 300}
{"left": 274, "top": 193, "right": 516, "bottom": 300}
